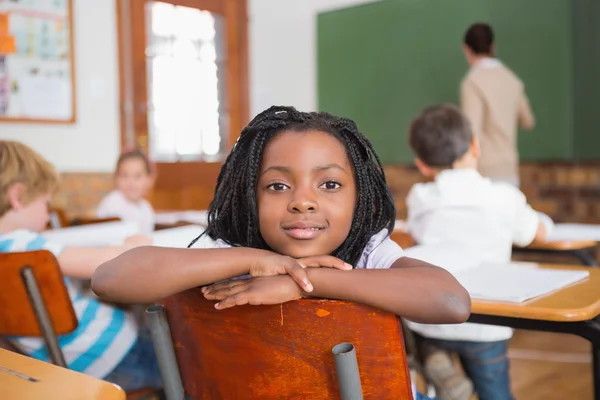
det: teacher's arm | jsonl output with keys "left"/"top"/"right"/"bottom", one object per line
{"left": 517, "top": 91, "right": 535, "bottom": 130}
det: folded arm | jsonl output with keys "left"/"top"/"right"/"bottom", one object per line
{"left": 205, "top": 256, "right": 471, "bottom": 324}
{"left": 91, "top": 246, "right": 272, "bottom": 303}
{"left": 303, "top": 257, "right": 471, "bottom": 324}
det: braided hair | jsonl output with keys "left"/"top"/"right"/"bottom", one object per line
{"left": 189, "top": 106, "right": 396, "bottom": 267}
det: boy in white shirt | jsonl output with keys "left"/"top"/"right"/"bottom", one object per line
{"left": 405, "top": 105, "right": 550, "bottom": 400}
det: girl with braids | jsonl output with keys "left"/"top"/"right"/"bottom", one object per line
{"left": 92, "top": 106, "right": 470, "bottom": 325}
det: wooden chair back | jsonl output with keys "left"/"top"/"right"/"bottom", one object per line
{"left": 161, "top": 290, "right": 413, "bottom": 399}
{"left": 0, "top": 250, "right": 77, "bottom": 336}
{"left": 48, "top": 208, "right": 69, "bottom": 229}
{"left": 391, "top": 230, "right": 416, "bottom": 249}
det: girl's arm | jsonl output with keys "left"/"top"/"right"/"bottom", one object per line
{"left": 205, "top": 256, "right": 471, "bottom": 324}
{"left": 91, "top": 246, "right": 273, "bottom": 303}
{"left": 303, "top": 257, "right": 471, "bottom": 324}
{"left": 59, "top": 235, "right": 151, "bottom": 280}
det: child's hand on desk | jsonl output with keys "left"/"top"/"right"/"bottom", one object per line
{"left": 202, "top": 275, "right": 303, "bottom": 310}
{"left": 250, "top": 254, "right": 351, "bottom": 292}
{"left": 123, "top": 234, "right": 152, "bottom": 248}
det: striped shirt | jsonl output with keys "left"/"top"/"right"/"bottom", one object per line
{"left": 0, "top": 229, "right": 138, "bottom": 379}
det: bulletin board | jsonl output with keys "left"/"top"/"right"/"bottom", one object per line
{"left": 0, "top": 0, "right": 75, "bottom": 123}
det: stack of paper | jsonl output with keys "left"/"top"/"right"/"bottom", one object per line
{"left": 454, "top": 263, "right": 589, "bottom": 303}
{"left": 152, "top": 225, "right": 208, "bottom": 248}
{"left": 548, "top": 223, "right": 600, "bottom": 242}
{"left": 154, "top": 210, "right": 209, "bottom": 226}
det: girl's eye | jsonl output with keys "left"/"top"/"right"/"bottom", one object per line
{"left": 320, "top": 181, "right": 341, "bottom": 190}
{"left": 267, "top": 183, "right": 289, "bottom": 191}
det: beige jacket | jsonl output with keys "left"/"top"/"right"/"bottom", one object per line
{"left": 460, "top": 59, "right": 535, "bottom": 180}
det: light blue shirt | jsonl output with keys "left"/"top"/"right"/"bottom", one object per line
{"left": 0, "top": 230, "right": 138, "bottom": 379}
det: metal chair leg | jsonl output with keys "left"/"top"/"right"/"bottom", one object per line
{"left": 146, "top": 305, "right": 185, "bottom": 400}
{"left": 20, "top": 266, "right": 67, "bottom": 367}
{"left": 332, "top": 342, "right": 363, "bottom": 400}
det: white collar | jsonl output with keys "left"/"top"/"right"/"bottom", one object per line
{"left": 471, "top": 57, "right": 502, "bottom": 71}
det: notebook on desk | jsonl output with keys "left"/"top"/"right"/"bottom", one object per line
{"left": 454, "top": 263, "right": 589, "bottom": 303}
{"left": 152, "top": 225, "right": 208, "bottom": 248}
{"left": 548, "top": 223, "right": 600, "bottom": 242}
{"left": 41, "top": 221, "right": 140, "bottom": 247}
{"left": 154, "top": 210, "right": 209, "bottom": 226}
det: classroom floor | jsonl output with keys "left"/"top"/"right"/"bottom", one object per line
{"left": 509, "top": 330, "right": 592, "bottom": 400}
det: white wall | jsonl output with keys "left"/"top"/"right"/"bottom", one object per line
{"left": 0, "top": 0, "right": 377, "bottom": 172}
{"left": 0, "top": 0, "right": 120, "bottom": 172}
{"left": 248, "top": 0, "right": 379, "bottom": 117}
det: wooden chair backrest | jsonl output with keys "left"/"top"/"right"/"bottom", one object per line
{"left": 162, "top": 290, "right": 413, "bottom": 400}
{"left": 0, "top": 250, "right": 77, "bottom": 336}
{"left": 48, "top": 208, "right": 69, "bottom": 229}
{"left": 391, "top": 230, "right": 416, "bottom": 249}
{"left": 70, "top": 216, "right": 121, "bottom": 226}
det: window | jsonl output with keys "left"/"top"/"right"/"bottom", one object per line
{"left": 118, "top": 0, "right": 248, "bottom": 210}
{"left": 146, "top": 2, "right": 227, "bottom": 161}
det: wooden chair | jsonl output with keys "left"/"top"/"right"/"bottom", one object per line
{"left": 391, "top": 230, "right": 415, "bottom": 249}
{"left": 149, "top": 289, "right": 414, "bottom": 400}
{"left": 0, "top": 250, "right": 77, "bottom": 367}
{"left": 0, "top": 251, "right": 160, "bottom": 400}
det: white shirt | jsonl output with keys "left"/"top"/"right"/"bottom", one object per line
{"left": 405, "top": 169, "right": 544, "bottom": 342}
{"left": 97, "top": 190, "right": 155, "bottom": 235}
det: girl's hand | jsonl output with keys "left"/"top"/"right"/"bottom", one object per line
{"left": 202, "top": 275, "right": 303, "bottom": 310}
{"left": 249, "top": 254, "right": 351, "bottom": 292}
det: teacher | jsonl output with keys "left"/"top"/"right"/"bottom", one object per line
{"left": 460, "top": 23, "right": 535, "bottom": 187}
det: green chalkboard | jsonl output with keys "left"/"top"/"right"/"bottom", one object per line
{"left": 572, "top": 0, "right": 600, "bottom": 161}
{"left": 318, "top": 0, "right": 573, "bottom": 164}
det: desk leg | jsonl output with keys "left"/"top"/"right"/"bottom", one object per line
{"left": 570, "top": 249, "right": 598, "bottom": 267}
{"left": 468, "top": 314, "right": 600, "bottom": 400}
{"left": 593, "top": 343, "right": 600, "bottom": 400}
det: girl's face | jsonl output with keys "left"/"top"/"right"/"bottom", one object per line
{"left": 115, "top": 158, "right": 152, "bottom": 202}
{"left": 256, "top": 130, "right": 357, "bottom": 259}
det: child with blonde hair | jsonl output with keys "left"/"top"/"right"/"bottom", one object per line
{"left": 0, "top": 141, "right": 160, "bottom": 392}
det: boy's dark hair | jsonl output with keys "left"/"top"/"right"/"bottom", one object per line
{"left": 408, "top": 104, "right": 473, "bottom": 167}
{"left": 191, "top": 105, "right": 396, "bottom": 267}
{"left": 116, "top": 148, "right": 152, "bottom": 175}
{"left": 464, "top": 23, "right": 494, "bottom": 55}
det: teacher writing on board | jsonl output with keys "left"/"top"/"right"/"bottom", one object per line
{"left": 460, "top": 23, "right": 535, "bottom": 187}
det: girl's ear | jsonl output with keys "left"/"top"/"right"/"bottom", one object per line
{"left": 7, "top": 182, "right": 27, "bottom": 211}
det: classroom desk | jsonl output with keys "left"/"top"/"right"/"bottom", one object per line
{"left": 393, "top": 219, "right": 599, "bottom": 266}
{"left": 0, "top": 349, "right": 125, "bottom": 400}
{"left": 468, "top": 264, "right": 600, "bottom": 399}
{"left": 513, "top": 240, "right": 598, "bottom": 267}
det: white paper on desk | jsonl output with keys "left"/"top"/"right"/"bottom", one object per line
{"left": 455, "top": 263, "right": 589, "bottom": 303}
{"left": 547, "top": 223, "right": 600, "bottom": 242}
{"left": 154, "top": 210, "right": 208, "bottom": 226}
{"left": 394, "top": 219, "right": 406, "bottom": 231}
{"left": 152, "top": 225, "right": 208, "bottom": 248}
{"left": 41, "top": 221, "right": 140, "bottom": 247}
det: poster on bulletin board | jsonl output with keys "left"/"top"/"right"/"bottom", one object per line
{"left": 0, "top": 0, "right": 75, "bottom": 123}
